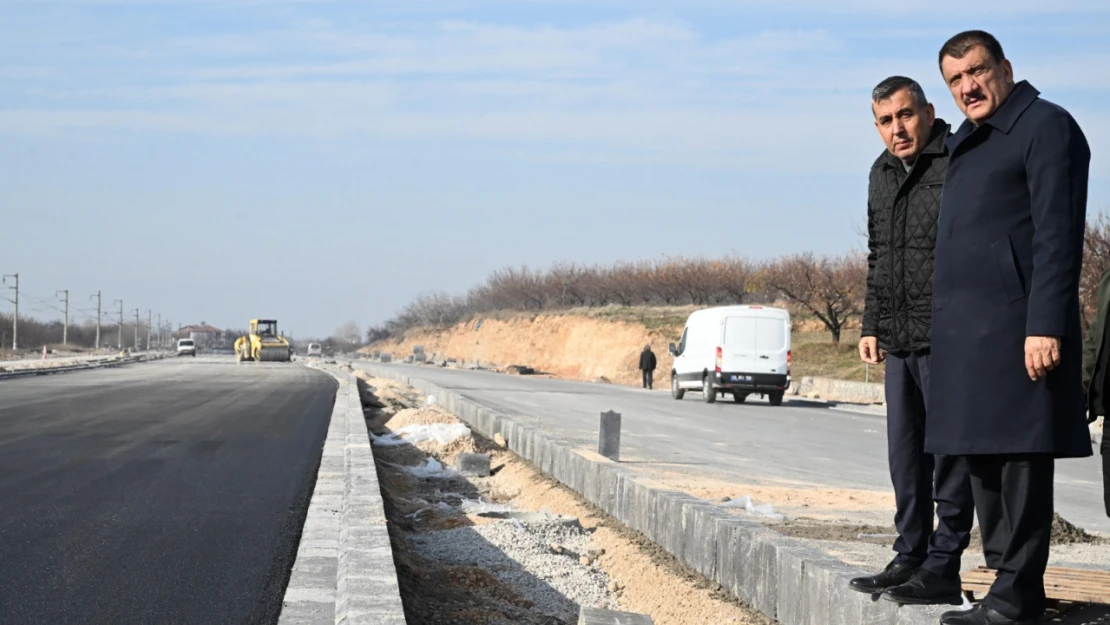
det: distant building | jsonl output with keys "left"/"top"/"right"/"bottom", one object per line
{"left": 174, "top": 323, "right": 226, "bottom": 348}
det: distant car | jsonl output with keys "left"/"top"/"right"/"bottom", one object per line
{"left": 306, "top": 343, "right": 322, "bottom": 357}
{"left": 176, "top": 338, "right": 197, "bottom": 357}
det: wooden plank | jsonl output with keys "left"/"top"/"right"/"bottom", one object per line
{"left": 961, "top": 567, "right": 1110, "bottom": 605}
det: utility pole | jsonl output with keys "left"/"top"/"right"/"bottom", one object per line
{"left": 114, "top": 299, "right": 123, "bottom": 350}
{"left": 3, "top": 273, "right": 17, "bottom": 350}
{"left": 132, "top": 309, "right": 140, "bottom": 350}
{"left": 56, "top": 290, "right": 69, "bottom": 345}
{"left": 146, "top": 310, "right": 152, "bottom": 350}
{"left": 156, "top": 313, "right": 162, "bottom": 349}
{"left": 92, "top": 291, "right": 102, "bottom": 349}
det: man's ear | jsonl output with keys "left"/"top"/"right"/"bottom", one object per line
{"left": 926, "top": 102, "right": 936, "bottom": 126}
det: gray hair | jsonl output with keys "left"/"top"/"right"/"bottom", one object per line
{"left": 871, "top": 76, "right": 928, "bottom": 110}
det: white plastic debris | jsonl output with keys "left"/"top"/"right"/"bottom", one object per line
{"left": 370, "top": 432, "right": 409, "bottom": 447}
{"left": 426, "top": 395, "right": 437, "bottom": 406}
{"left": 396, "top": 424, "right": 470, "bottom": 445}
{"left": 401, "top": 458, "right": 458, "bottom": 479}
{"left": 460, "top": 498, "right": 515, "bottom": 515}
{"left": 721, "top": 495, "right": 785, "bottom": 521}
{"left": 371, "top": 424, "right": 471, "bottom": 447}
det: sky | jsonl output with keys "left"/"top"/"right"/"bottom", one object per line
{"left": 2, "top": 0, "right": 1109, "bottom": 338}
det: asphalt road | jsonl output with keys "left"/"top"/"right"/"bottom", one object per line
{"left": 356, "top": 362, "right": 1109, "bottom": 534}
{"left": 0, "top": 356, "right": 337, "bottom": 625}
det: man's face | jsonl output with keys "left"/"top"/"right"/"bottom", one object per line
{"left": 872, "top": 88, "right": 936, "bottom": 162}
{"left": 940, "top": 45, "right": 1014, "bottom": 125}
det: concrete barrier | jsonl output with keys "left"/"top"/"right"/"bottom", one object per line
{"left": 358, "top": 363, "right": 958, "bottom": 625}
{"left": 792, "top": 376, "right": 885, "bottom": 404}
{"left": 279, "top": 367, "right": 407, "bottom": 625}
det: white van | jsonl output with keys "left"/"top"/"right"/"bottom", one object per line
{"left": 669, "top": 305, "right": 792, "bottom": 406}
{"left": 306, "top": 343, "right": 323, "bottom": 357}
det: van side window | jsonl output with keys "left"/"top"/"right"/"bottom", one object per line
{"left": 678, "top": 328, "right": 688, "bottom": 356}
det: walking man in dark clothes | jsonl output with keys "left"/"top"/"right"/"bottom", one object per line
{"left": 639, "top": 345, "right": 657, "bottom": 390}
{"left": 849, "top": 75, "right": 975, "bottom": 606}
{"left": 928, "top": 31, "right": 1092, "bottom": 625}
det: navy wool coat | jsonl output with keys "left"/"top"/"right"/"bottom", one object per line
{"left": 926, "top": 81, "right": 1093, "bottom": 458}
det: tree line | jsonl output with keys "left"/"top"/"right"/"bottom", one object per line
{"left": 370, "top": 216, "right": 1110, "bottom": 347}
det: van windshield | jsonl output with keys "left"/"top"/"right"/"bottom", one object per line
{"left": 179, "top": 340, "right": 194, "bottom": 346}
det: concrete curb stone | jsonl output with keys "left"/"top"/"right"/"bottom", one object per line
{"left": 279, "top": 366, "right": 407, "bottom": 625}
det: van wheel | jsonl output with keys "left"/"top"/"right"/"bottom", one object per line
{"left": 768, "top": 391, "right": 784, "bottom": 407}
{"left": 702, "top": 377, "right": 717, "bottom": 404}
{"left": 733, "top": 392, "right": 748, "bottom": 404}
{"left": 671, "top": 376, "right": 685, "bottom": 400}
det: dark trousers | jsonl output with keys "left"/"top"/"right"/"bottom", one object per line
{"left": 885, "top": 351, "right": 974, "bottom": 579}
{"left": 1103, "top": 444, "right": 1109, "bottom": 518}
{"left": 968, "top": 454, "right": 1054, "bottom": 620}
{"left": 642, "top": 370, "right": 653, "bottom": 389}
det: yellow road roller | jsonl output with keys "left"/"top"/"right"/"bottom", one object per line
{"left": 235, "top": 319, "right": 292, "bottom": 362}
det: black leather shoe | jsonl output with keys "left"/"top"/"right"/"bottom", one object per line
{"left": 882, "top": 569, "right": 963, "bottom": 605}
{"left": 939, "top": 603, "right": 1040, "bottom": 624}
{"left": 848, "top": 561, "right": 916, "bottom": 594}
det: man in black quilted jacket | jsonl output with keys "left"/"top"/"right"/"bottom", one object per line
{"left": 849, "top": 76, "right": 975, "bottom": 606}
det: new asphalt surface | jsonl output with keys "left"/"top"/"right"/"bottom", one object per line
{"left": 0, "top": 356, "right": 337, "bottom": 625}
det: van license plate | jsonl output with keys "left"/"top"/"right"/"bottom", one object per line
{"left": 731, "top": 375, "right": 752, "bottom": 382}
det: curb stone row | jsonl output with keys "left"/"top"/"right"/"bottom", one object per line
{"left": 279, "top": 367, "right": 407, "bottom": 625}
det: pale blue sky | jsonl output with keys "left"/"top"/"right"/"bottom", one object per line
{"left": 2, "top": 0, "right": 1108, "bottom": 337}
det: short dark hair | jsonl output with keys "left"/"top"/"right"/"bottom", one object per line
{"left": 938, "top": 30, "right": 1005, "bottom": 69}
{"left": 871, "top": 76, "right": 928, "bottom": 109}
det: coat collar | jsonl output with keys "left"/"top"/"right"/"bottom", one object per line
{"left": 946, "top": 80, "right": 1040, "bottom": 152}
{"left": 881, "top": 118, "right": 950, "bottom": 169}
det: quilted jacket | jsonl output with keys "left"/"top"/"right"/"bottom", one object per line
{"left": 861, "top": 120, "right": 950, "bottom": 353}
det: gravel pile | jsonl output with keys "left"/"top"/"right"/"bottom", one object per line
{"left": 408, "top": 518, "right": 618, "bottom": 621}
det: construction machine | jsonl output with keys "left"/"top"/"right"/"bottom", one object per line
{"left": 235, "top": 319, "right": 292, "bottom": 362}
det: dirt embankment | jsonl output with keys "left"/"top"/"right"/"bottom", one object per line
{"left": 369, "top": 312, "right": 682, "bottom": 387}
{"left": 366, "top": 307, "right": 871, "bottom": 387}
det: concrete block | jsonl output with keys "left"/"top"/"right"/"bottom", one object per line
{"left": 578, "top": 606, "right": 655, "bottom": 624}
{"left": 653, "top": 491, "right": 699, "bottom": 560}
{"left": 538, "top": 435, "right": 556, "bottom": 476}
{"left": 565, "top": 451, "right": 590, "bottom": 495}
{"left": 616, "top": 475, "right": 645, "bottom": 531}
{"left": 551, "top": 443, "right": 572, "bottom": 486}
{"left": 744, "top": 530, "right": 785, "bottom": 619}
{"left": 456, "top": 453, "right": 491, "bottom": 477}
{"left": 503, "top": 420, "right": 520, "bottom": 453}
{"left": 775, "top": 541, "right": 842, "bottom": 625}
{"left": 894, "top": 604, "right": 954, "bottom": 625}
{"left": 581, "top": 458, "right": 603, "bottom": 506}
{"left": 826, "top": 567, "right": 900, "bottom": 625}
{"left": 681, "top": 502, "right": 730, "bottom": 581}
{"left": 639, "top": 486, "right": 661, "bottom": 542}
{"left": 597, "top": 462, "right": 628, "bottom": 516}
{"left": 599, "top": 410, "right": 621, "bottom": 461}
{"left": 519, "top": 426, "right": 535, "bottom": 464}
{"left": 714, "top": 516, "right": 774, "bottom": 606}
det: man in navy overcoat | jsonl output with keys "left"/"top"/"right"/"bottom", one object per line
{"left": 928, "top": 31, "right": 1093, "bottom": 625}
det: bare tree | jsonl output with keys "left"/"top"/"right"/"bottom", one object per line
{"left": 333, "top": 320, "right": 362, "bottom": 345}
{"left": 762, "top": 253, "right": 867, "bottom": 345}
{"left": 1081, "top": 213, "right": 1110, "bottom": 330}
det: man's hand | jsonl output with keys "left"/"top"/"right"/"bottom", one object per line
{"left": 1025, "top": 336, "right": 1061, "bottom": 381}
{"left": 859, "top": 336, "right": 885, "bottom": 365}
